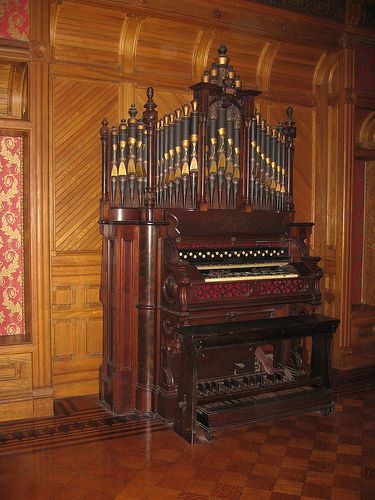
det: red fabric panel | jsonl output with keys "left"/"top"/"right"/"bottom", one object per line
{"left": 0, "top": 136, "right": 24, "bottom": 335}
{"left": 0, "top": 0, "right": 29, "bottom": 41}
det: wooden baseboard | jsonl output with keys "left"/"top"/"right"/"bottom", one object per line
{"left": 53, "top": 371, "right": 99, "bottom": 398}
{"left": 333, "top": 364, "right": 375, "bottom": 396}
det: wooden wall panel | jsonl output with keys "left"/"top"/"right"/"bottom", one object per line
{"left": 53, "top": 2, "right": 124, "bottom": 67}
{"left": 322, "top": 256, "right": 337, "bottom": 319}
{"left": 0, "top": 353, "right": 32, "bottom": 395}
{"left": 51, "top": 254, "right": 102, "bottom": 397}
{"left": 54, "top": 320, "right": 76, "bottom": 359}
{"left": 0, "top": 0, "right": 55, "bottom": 421}
{"left": 86, "top": 318, "right": 102, "bottom": 356}
{"left": 356, "top": 110, "right": 375, "bottom": 148}
{"left": 0, "top": 63, "right": 10, "bottom": 115}
{"left": 135, "top": 18, "right": 202, "bottom": 82}
{"left": 53, "top": 78, "right": 119, "bottom": 252}
{"left": 0, "top": 352, "right": 33, "bottom": 422}
{"left": 293, "top": 106, "right": 314, "bottom": 222}
{"left": 270, "top": 43, "right": 323, "bottom": 96}
{"left": 350, "top": 312, "right": 375, "bottom": 368}
{"left": 326, "top": 105, "right": 339, "bottom": 249}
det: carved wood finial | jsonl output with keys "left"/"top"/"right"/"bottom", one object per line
{"left": 100, "top": 118, "right": 109, "bottom": 140}
{"left": 143, "top": 87, "right": 157, "bottom": 125}
{"left": 218, "top": 44, "right": 227, "bottom": 56}
{"left": 142, "top": 88, "right": 158, "bottom": 211}
{"left": 128, "top": 104, "right": 138, "bottom": 119}
{"left": 100, "top": 118, "right": 110, "bottom": 199}
{"left": 284, "top": 107, "right": 296, "bottom": 141}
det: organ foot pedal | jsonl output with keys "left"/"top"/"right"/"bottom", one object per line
{"left": 173, "top": 314, "right": 339, "bottom": 443}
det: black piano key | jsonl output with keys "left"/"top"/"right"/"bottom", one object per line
{"left": 230, "top": 378, "right": 239, "bottom": 388}
{"left": 197, "top": 383, "right": 207, "bottom": 394}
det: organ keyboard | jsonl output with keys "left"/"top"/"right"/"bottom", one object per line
{"left": 202, "top": 269, "right": 299, "bottom": 283}
{"left": 177, "top": 245, "right": 299, "bottom": 283}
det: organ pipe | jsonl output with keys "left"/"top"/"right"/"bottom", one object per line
{"left": 100, "top": 46, "right": 296, "bottom": 213}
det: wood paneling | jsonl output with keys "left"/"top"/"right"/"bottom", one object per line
{"left": 326, "top": 105, "right": 339, "bottom": 249}
{"left": 349, "top": 308, "right": 375, "bottom": 369}
{"left": 270, "top": 43, "right": 323, "bottom": 96}
{"left": 136, "top": 17, "right": 201, "bottom": 82}
{"left": 53, "top": 78, "right": 119, "bottom": 252}
{"left": 0, "top": 353, "right": 32, "bottom": 395}
{"left": 0, "top": 62, "right": 11, "bottom": 115}
{"left": 51, "top": 254, "right": 102, "bottom": 397}
{"left": 46, "top": 0, "right": 375, "bottom": 401}
{"left": 0, "top": 352, "right": 33, "bottom": 422}
{"left": 52, "top": 2, "right": 124, "bottom": 68}
{"left": 292, "top": 106, "right": 314, "bottom": 222}
{"left": 120, "top": 15, "right": 144, "bottom": 75}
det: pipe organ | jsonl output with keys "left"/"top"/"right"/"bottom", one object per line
{"left": 102, "top": 46, "right": 295, "bottom": 213}
{"left": 99, "top": 46, "right": 338, "bottom": 442}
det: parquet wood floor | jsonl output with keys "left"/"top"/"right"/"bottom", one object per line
{"left": 1, "top": 386, "right": 375, "bottom": 499}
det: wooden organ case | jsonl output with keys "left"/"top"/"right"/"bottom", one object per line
{"left": 99, "top": 46, "right": 339, "bottom": 442}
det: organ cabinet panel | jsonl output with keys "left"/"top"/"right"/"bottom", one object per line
{"left": 98, "top": 46, "right": 338, "bottom": 438}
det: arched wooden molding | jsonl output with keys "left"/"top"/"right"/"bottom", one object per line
{"left": 50, "top": 0, "right": 60, "bottom": 53}
{"left": 192, "top": 28, "right": 216, "bottom": 81}
{"left": 0, "top": 62, "right": 28, "bottom": 118}
{"left": 256, "top": 41, "right": 280, "bottom": 92}
{"left": 8, "top": 63, "right": 28, "bottom": 118}
{"left": 120, "top": 15, "right": 144, "bottom": 75}
{"left": 0, "top": 63, "right": 10, "bottom": 116}
{"left": 313, "top": 51, "right": 338, "bottom": 95}
{"left": 328, "top": 61, "right": 338, "bottom": 96}
{"left": 359, "top": 111, "right": 375, "bottom": 146}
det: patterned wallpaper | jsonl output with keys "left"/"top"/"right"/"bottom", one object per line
{"left": 0, "top": 136, "right": 24, "bottom": 335}
{"left": 0, "top": 0, "right": 29, "bottom": 41}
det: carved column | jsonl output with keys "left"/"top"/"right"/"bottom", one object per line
{"left": 136, "top": 88, "right": 159, "bottom": 411}
{"left": 334, "top": 32, "right": 356, "bottom": 367}
{"left": 29, "top": 0, "right": 54, "bottom": 417}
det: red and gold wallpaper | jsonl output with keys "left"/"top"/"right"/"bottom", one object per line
{"left": 0, "top": 0, "right": 29, "bottom": 41}
{"left": 0, "top": 136, "right": 24, "bottom": 335}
